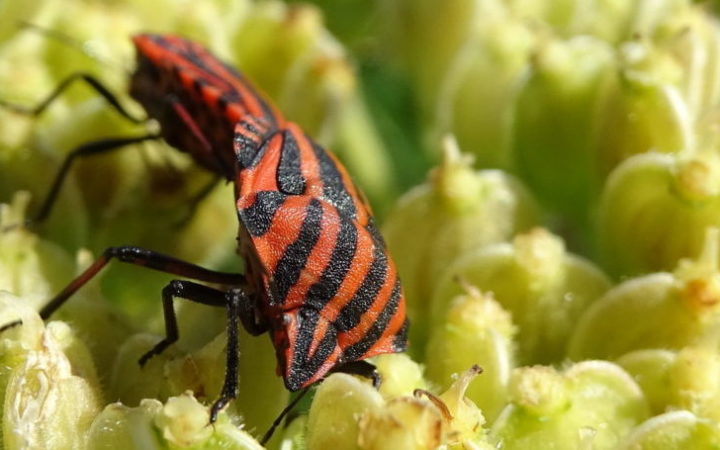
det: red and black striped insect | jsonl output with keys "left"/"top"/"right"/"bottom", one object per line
{"left": 1, "top": 32, "right": 408, "bottom": 441}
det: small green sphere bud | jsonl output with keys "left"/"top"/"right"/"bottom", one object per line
{"left": 425, "top": 286, "right": 515, "bottom": 421}
{"left": 491, "top": 361, "right": 649, "bottom": 450}
{"left": 617, "top": 349, "right": 677, "bottom": 414}
{"left": 433, "top": 228, "right": 610, "bottom": 365}
{"left": 509, "top": 365, "right": 569, "bottom": 417}
{"left": 374, "top": 353, "right": 428, "bottom": 398}
{"left": 384, "top": 138, "right": 540, "bottom": 353}
{"left": 306, "top": 373, "right": 384, "bottom": 449}
{"left": 570, "top": 228, "right": 720, "bottom": 360}
{"left": 617, "top": 410, "right": 720, "bottom": 449}
{"left": 436, "top": 365, "right": 489, "bottom": 447}
{"left": 358, "top": 397, "right": 443, "bottom": 450}
{"left": 155, "top": 392, "right": 213, "bottom": 447}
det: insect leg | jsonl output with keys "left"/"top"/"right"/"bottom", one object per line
{"left": 33, "top": 245, "right": 244, "bottom": 323}
{"left": 233, "top": 287, "right": 268, "bottom": 336}
{"left": 29, "top": 133, "right": 161, "bottom": 225}
{"left": 138, "top": 279, "right": 228, "bottom": 366}
{"left": 0, "top": 72, "right": 145, "bottom": 124}
{"left": 209, "top": 287, "right": 244, "bottom": 423}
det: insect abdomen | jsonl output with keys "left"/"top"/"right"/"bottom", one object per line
{"left": 234, "top": 119, "right": 408, "bottom": 390}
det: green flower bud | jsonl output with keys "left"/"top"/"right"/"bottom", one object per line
{"left": 506, "top": 0, "right": 635, "bottom": 43}
{"left": 358, "top": 396, "right": 443, "bottom": 450}
{"left": 109, "top": 333, "right": 183, "bottom": 405}
{"left": 595, "top": 40, "right": 689, "bottom": 177}
{"left": 662, "top": 6, "right": 720, "bottom": 121}
{"left": 598, "top": 152, "right": 720, "bottom": 275}
{"left": 425, "top": 286, "right": 515, "bottom": 421}
{"left": 619, "top": 346, "right": 720, "bottom": 420}
{"left": 279, "top": 415, "right": 307, "bottom": 450}
{"left": 3, "top": 320, "right": 103, "bottom": 450}
{"left": 357, "top": 366, "right": 491, "bottom": 449}
{"left": 306, "top": 373, "right": 384, "bottom": 449}
{"left": 0, "top": 195, "right": 133, "bottom": 382}
{"left": 667, "top": 346, "right": 720, "bottom": 421}
{"left": 490, "top": 361, "right": 650, "bottom": 450}
{"left": 435, "top": 14, "right": 534, "bottom": 169}
{"left": 570, "top": 228, "right": 720, "bottom": 359}
{"left": 87, "top": 393, "right": 265, "bottom": 449}
{"left": 86, "top": 399, "right": 165, "bottom": 450}
{"left": 511, "top": 36, "right": 616, "bottom": 222}
{"left": 110, "top": 328, "right": 287, "bottom": 437}
{"left": 435, "top": 365, "right": 491, "bottom": 448}
{"left": 616, "top": 410, "right": 720, "bottom": 449}
{"left": 507, "top": 365, "right": 569, "bottom": 417}
{"left": 0, "top": 0, "right": 43, "bottom": 44}
{"left": 432, "top": 228, "right": 610, "bottom": 365}
{"left": 155, "top": 393, "right": 213, "bottom": 447}
{"left": 0, "top": 192, "right": 80, "bottom": 302}
{"left": 379, "top": 0, "right": 506, "bottom": 112}
{"left": 383, "top": 137, "right": 540, "bottom": 352}
{"left": 373, "top": 353, "right": 428, "bottom": 398}
{"left": 616, "top": 349, "right": 677, "bottom": 414}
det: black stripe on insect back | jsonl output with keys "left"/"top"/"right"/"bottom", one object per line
{"left": 271, "top": 198, "right": 323, "bottom": 305}
{"left": 286, "top": 308, "right": 338, "bottom": 390}
{"left": 179, "top": 42, "right": 279, "bottom": 126}
{"left": 235, "top": 122, "right": 272, "bottom": 169}
{"left": 311, "top": 141, "right": 356, "bottom": 219}
{"left": 239, "top": 191, "right": 287, "bottom": 237}
{"left": 342, "top": 277, "right": 402, "bottom": 361}
{"left": 277, "top": 130, "right": 306, "bottom": 195}
{"left": 304, "top": 212, "right": 357, "bottom": 311}
{"left": 392, "top": 320, "right": 409, "bottom": 352}
{"left": 334, "top": 237, "right": 388, "bottom": 332}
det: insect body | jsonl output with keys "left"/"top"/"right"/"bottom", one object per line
{"left": 234, "top": 118, "right": 407, "bottom": 390}
{"left": 129, "top": 34, "right": 285, "bottom": 179}
{"left": 1, "top": 32, "right": 408, "bottom": 433}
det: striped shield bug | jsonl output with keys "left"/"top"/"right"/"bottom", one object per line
{"left": 1, "top": 31, "right": 408, "bottom": 442}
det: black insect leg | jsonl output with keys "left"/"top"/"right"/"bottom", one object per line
{"left": 141, "top": 285, "right": 261, "bottom": 425}
{"left": 35, "top": 245, "right": 244, "bottom": 321}
{"left": 138, "top": 280, "right": 228, "bottom": 366}
{"left": 209, "top": 288, "right": 244, "bottom": 423}
{"left": 330, "top": 360, "right": 381, "bottom": 388}
{"left": 0, "top": 245, "right": 244, "bottom": 333}
{"left": 28, "top": 133, "right": 161, "bottom": 225}
{"left": 233, "top": 287, "right": 268, "bottom": 337}
{"left": 0, "top": 72, "right": 145, "bottom": 124}
{"left": 260, "top": 387, "right": 311, "bottom": 446}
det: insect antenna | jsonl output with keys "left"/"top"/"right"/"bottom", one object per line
{"left": 260, "top": 387, "right": 311, "bottom": 445}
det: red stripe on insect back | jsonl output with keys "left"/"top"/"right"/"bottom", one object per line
{"left": 315, "top": 223, "right": 376, "bottom": 319}
{"left": 281, "top": 202, "right": 341, "bottom": 310}
{"left": 337, "top": 267, "right": 398, "bottom": 346}
{"left": 133, "top": 34, "right": 283, "bottom": 125}
{"left": 250, "top": 196, "right": 312, "bottom": 276}
{"left": 130, "top": 34, "right": 285, "bottom": 179}
{"left": 236, "top": 132, "right": 284, "bottom": 201}
{"left": 232, "top": 115, "right": 408, "bottom": 390}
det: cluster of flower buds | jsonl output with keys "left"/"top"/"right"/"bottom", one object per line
{"left": 4, "top": 0, "right": 720, "bottom": 449}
